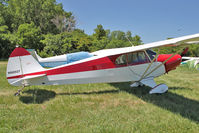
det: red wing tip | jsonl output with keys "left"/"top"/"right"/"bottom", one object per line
{"left": 10, "top": 47, "right": 30, "bottom": 57}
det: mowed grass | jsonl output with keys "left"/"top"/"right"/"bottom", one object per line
{"left": 1, "top": 61, "right": 199, "bottom": 133}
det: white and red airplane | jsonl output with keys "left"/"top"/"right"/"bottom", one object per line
{"left": 6, "top": 33, "right": 199, "bottom": 95}
{"left": 181, "top": 56, "right": 199, "bottom": 68}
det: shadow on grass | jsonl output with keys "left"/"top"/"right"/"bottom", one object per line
{"left": 19, "top": 83, "right": 199, "bottom": 123}
{"left": 19, "top": 89, "right": 56, "bottom": 104}
{"left": 57, "top": 89, "right": 119, "bottom": 96}
{"left": 111, "top": 82, "right": 199, "bottom": 123}
{"left": 19, "top": 88, "right": 119, "bottom": 104}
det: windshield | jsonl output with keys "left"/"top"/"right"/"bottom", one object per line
{"left": 146, "top": 49, "right": 157, "bottom": 60}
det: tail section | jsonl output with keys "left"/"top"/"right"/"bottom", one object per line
{"left": 34, "top": 50, "right": 43, "bottom": 61}
{"left": 7, "top": 47, "right": 45, "bottom": 86}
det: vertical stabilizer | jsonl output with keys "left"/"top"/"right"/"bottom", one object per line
{"left": 6, "top": 47, "right": 45, "bottom": 86}
{"left": 34, "top": 51, "right": 42, "bottom": 61}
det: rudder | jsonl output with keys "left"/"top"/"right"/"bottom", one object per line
{"left": 6, "top": 47, "right": 45, "bottom": 86}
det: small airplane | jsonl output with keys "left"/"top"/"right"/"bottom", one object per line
{"left": 6, "top": 33, "right": 199, "bottom": 96}
{"left": 181, "top": 56, "right": 199, "bottom": 68}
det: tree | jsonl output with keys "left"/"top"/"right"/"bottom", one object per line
{"left": 93, "top": 24, "right": 106, "bottom": 40}
{"left": 51, "top": 12, "right": 76, "bottom": 33}
{"left": 0, "top": 1, "right": 145, "bottom": 59}
{"left": 40, "top": 30, "right": 92, "bottom": 57}
{"left": 16, "top": 23, "right": 42, "bottom": 50}
{"left": 110, "top": 30, "right": 126, "bottom": 40}
{"left": 131, "top": 35, "right": 142, "bottom": 46}
{"left": 6, "top": 0, "right": 74, "bottom": 34}
{"left": 0, "top": 26, "right": 17, "bottom": 58}
{"left": 0, "top": 0, "right": 77, "bottom": 59}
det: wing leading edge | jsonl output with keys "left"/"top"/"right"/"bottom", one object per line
{"left": 92, "top": 33, "right": 199, "bottom": 57}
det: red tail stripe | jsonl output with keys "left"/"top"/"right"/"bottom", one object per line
{"left": 10, "top": 47, "right": 30, "bottom": 57}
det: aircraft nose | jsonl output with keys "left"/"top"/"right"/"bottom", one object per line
{"left": 157, "top": 54, "right": 182, "bottom": 73}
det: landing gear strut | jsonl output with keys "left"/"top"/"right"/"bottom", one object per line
{"left": 14, "top": 86, "right": 25, "bottom": 96}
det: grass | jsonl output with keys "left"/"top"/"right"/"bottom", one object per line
{"left": 1, "top": 61, "right": 199, "bottom": 133}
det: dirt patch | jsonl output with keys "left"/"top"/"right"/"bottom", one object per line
{"left": 0, "top": 91, "right": 12, "bottom": 96}
{"left": 0, "top": 61, "right": 7, "bottom": 65}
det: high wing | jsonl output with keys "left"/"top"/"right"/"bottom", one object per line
{"left": 96, "top": 33, "right": 199, "bottom": 94}
{"left": 92, "top": 33, "right": 199, "bottom": 57}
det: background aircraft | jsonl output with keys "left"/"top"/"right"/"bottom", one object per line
{"left": 181, "top": 57, "right": 199, "bottom": 69}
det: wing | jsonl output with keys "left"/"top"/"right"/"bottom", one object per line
{"left": 92, "top": 33, "right": 199, "bottom": 56}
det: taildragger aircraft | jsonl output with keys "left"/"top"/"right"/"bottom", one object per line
{"left": 6, "top": 33, "right": 199, "bottom": 96}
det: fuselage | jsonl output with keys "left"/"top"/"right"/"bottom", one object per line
{"left": 7, "top": 49, "right": 182, "bottom": 86}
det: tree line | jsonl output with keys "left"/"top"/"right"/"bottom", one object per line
{"left": 0, "top": 0, "right": 142, "bottom": 58}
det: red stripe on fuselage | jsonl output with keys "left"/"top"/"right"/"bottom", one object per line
{"left": 7, "top": 56, "right": 116, "bottom": 79}
{"left": 46, "top": 56, "right": 116, "bottom": 75}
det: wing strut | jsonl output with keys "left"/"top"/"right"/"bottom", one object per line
{"left": 139, "top": 53, "right": 159, "bottom": 81}
{"left": 130, "top": 52, "right": 176, "bottom": 94}
{"left": 141, "top": 54, "right": 175, "bottom": 80}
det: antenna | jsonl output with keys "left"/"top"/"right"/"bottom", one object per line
{"left": 125, "top": 36, "right": 134, "bottom": 46}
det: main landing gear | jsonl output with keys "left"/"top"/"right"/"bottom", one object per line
{"left": 130, "top": 78, "right": 168, "bottom": 94}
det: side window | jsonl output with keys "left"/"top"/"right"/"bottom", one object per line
{"left": 127, "top": 53, "right": 138, "bottom": 64}
{"left": 127, "top": 51, "right": 149, "bottom": 64}
{"left": 138, "top": 52, "right": 147, "bottom": 62}
{"left": 115, "top": 54, "right": 127, "bottom": 65}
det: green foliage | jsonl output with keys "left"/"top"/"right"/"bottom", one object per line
{"left": 89, "top": 37, "right": 110, "bottom": 52}
{"left": 0, "top": 25, "right": 16, "bottom": 58}
{"left": 131, "top": 35, "right": 142, "bottom": 46}
{"left": 40, "top": 34, "right": 63, "bottom": 57}
{"left": 154, "top": 44, "right": 199, "bottom": 57}
{"left": 187, "top": 44, "right": 199, "bottom": 57}
{"left": 6, "top": 0, "right": 74, "bottom": 34}
{"left": 0, "top": 0, "right": 142, "bottom": 59}
{"left": 16, "top": 23, "right": 43, "bottom": 50}
{"left": 90, "top": 27, "right": 142, "bottom": 52}
{"left": 93, "top": 24, "right": 106, "bottom": 40}
{"left": 40, "top": 30, "right": 92, "bottom": 57}
{"left": 105, "top": 39, "right": 128, "bottom": 49}
{"left": 39, "top": 25, "right": 141, "bottom": 57}
{"left": 0, "top": 0, "right": 76, "bottom": 58}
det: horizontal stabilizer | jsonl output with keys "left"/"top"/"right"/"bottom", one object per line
{"left": 10, "top": 74, "right": 46, "bottom": 86}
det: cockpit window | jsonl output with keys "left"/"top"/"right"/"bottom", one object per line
{"left": 146, "top": 49, "right": 157, "bottom": 60}
{"left": 127, "top": 51, "right": 149, "bottom": 64}
{"left": 115, "top": 51, "right": 150, "bottom": 66}
{"left": 127, "top": 53, "right": 138, "bottom": 64}
{"left": 115, "top": 54, "right": 127, "bottom": 65}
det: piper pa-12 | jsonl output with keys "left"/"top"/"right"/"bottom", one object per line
{"left": 6, "top": 33, "right": 199, "bottom": 96}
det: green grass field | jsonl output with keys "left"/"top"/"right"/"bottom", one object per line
{"left": 1, "top": 61, "right": 199, "bottom": 133}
